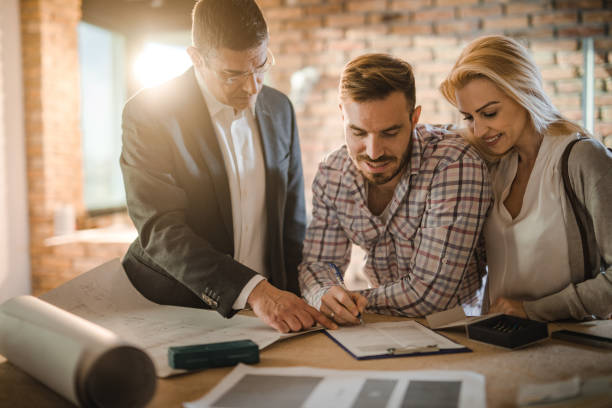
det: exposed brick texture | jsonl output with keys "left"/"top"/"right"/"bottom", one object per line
{"left": 22, "top": 0, "right": 131, "bottom": 294}
{"left": 255, "top": 0, "right": 612, "bottom": 215}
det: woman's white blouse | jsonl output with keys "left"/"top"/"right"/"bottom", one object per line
{"left": 485, "top": 135, "right": 575, "bottom": 305}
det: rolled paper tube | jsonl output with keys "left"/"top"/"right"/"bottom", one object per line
{"left": 0, "top": 295, "right": 156, "bottom": 407}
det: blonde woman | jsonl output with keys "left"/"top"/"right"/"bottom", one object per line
{"left": 440, "top": 35, "right": 612, "bottom": 321}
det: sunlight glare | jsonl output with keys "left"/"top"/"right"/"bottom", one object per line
{"left": 133, "top": 43, "right": 191, "bottom": 88}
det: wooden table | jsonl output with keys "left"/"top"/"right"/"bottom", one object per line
{"left": 1, "top": 314, "right": 611, "bottom": 407}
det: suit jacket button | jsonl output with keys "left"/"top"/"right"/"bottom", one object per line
{"left": 201, "top": 293, "right": 215, "bottom": 307}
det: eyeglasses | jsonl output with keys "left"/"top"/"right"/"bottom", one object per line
{"left": 205, "top": 49, "right": 275, "bottom": 86}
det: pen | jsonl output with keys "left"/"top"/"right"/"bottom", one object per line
{"left": 328, "top": 263, "right": 364, "bottom": 324}
{"left": 386, "top": 345, "right": 439, "bottom": 355}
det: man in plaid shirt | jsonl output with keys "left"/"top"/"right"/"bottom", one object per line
{"left": 298, "top": 54, "right": 492, "bottom": 324}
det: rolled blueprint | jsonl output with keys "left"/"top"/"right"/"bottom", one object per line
{"left": 0, "top": 295, "right": 156, "bottom": 407}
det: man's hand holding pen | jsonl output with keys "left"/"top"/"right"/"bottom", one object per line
{"left": 319, "top": 263, "right": 368, "bottom": 326}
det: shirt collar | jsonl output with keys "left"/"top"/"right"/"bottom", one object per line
{"left": 408, "top": 125, "right": 424, "bottom": 176}
{"left": 194, "top": 67, "right": 256, "bottom": 117}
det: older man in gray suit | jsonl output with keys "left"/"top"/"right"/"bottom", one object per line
{"left": 120, "top": 0, "right": 334, "bottom": 333}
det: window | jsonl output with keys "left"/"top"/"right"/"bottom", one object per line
{"left": 78, "top": 22, "right": 126, "bottom": 211}
{"left": 78, "top": 25, "right": 191, "bottom": 212}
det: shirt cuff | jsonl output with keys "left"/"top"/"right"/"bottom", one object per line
{"left": 232, "top": 275, "right": 266, "bottom": 310}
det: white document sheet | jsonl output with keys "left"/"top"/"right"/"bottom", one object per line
{"left": 516, "top": 376, "right": 581, "bottom": 406}
{"left": 0, "top": 295, "right": 156, "bottom": 407}
{"left": 326, "top": 320, "right": 466, "bottom": 358}
{"left": 185, "top": 364, "right": 486, "bottom": 408}
{"left": 40, "top": 258, "right": 311, "bottom": 377}
{"left": 573, "top": 319, "right": 612, "bottom": 337}
{"left": 426, "top": 306, "right": 503, "bottom": 330}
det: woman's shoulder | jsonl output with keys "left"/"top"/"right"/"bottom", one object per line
{"left": 561, "top": 136, "right": 612, "bottom": 196}
{"left": 569, "top": 136, "right": 611, "bottom": 157}
{"left": 566, "top": 136, "right": 611, "bottom": 174}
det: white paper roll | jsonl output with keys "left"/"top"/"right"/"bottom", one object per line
{"left": 0, "top": 295, "right": 156, "bottom": 407}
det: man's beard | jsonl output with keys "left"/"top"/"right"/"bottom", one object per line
{"left": 357, "top": 143, "right": 411, "bottom": 186}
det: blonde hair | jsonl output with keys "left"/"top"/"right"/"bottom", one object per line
{"left": 440, "top": 35, "right": 587, "bottom": 160}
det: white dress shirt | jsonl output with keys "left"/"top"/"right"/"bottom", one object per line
{"left": 485, "top": 135, "right": 574, "bottom": 305}
{"left": 195, "top": 71, "right": 268, "bottom": 310}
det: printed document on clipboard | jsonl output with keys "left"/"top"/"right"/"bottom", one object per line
{"left": 325, "top": 320, "right": 469, "bottom": 360}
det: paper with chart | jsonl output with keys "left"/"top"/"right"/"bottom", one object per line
{"left": 40, "top": 258, "right": 315, "bottom": 377}
{"left": 326, "top": 320, "right": 467, "bottom": 359}
{"left": 185, "top": 364, "right": 486, "bottom": 408}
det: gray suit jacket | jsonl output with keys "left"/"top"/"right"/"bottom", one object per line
{"left": 120, "top": 68, "right": 306, "bottom": 318}
{"left": 523, "top": 137, "right": 612, "bottom": 320}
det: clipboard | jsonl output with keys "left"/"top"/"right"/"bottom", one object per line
{"left": 324, "top": 320, "right": 471, "bottom": 360}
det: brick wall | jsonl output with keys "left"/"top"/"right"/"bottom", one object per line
{"left": 21, "top": 0, "right": 79, "bottom": 293}
{"left": 21, "top": 0, "right": 130, "bottom": 295}
{"left": 257, "top": 0, "right": 612, "bottom": 208}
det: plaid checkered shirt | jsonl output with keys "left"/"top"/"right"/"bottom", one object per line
{"left": 298, "top": 124, "right": 492, "bottom": 316}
